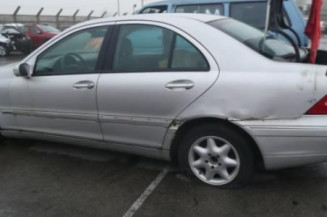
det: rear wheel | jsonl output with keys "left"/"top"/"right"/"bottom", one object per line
{"left": 0, "top": 44, "right": 9, "bottom": 57}
{"left": 178, "top": 124, "right": 255, "bottom": 189}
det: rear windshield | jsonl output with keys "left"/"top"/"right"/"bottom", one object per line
{"left": 230, "top": 2, "right": 267, "bottom": 29}
{"left": 175, "top": 4, "right": 224, "bottom": 15}
{"left": 208, "top": 19, "right": 296, "bottom": 59}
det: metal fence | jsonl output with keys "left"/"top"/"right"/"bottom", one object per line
{"left": 0, "top": 6, "right": 107, "bottom": 30}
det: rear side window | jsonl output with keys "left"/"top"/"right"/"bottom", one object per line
{"left": 175, "top": 4, "right": 224, "bottom": 15}
{"left": 171, "top": 35, "right": 209, "bottom": 70}
{"left": 140, "top": 6, "right": 168, "bottom": 14}
{"left": 112, "top": 24, "right": 209, "bottom": 72}
{"left": 230, "top": 2, "right": 267, "bottom": 29}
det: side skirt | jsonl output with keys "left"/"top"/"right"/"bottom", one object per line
{"left": 1, "top": 130, "right": 171, "bottom": 161}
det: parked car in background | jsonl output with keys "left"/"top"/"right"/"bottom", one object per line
{"left": 1, "top": 14, "right": 327, "bottom": 188}
{"left": 137, "top": 0, "right": 309, "bottom": 46}
{"left": 3, "top": 23, "right": 60, "bottom": 49}
{"left": 24, "top": 24, "right": 60, "bottom": 48}
{"left": 2, "top": 23, "right": 25, "bottom": 33}
{"left": 0, "top": 27, "right": 32, "bottom": 56}
{"left": 0, "top": 33, "right": 10, "bottom": 57}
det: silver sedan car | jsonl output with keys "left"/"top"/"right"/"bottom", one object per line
{"left": 1, "top": 14, "right": 327, "bottom": 188}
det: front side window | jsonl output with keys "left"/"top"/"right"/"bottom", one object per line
{"left": 112, "top": 24, "right": 209, "bottom": 72}
{"left": 34, "top": 27, "right": 107, "bottom": 76}
{"left": 230, "top": 2, "right": 267, "bottom": 29}
{"left": 140, "top": 6, "right": 167, "bottom": 14}
{"left": 175, "top": 4, "right": 224, "bottom": 15}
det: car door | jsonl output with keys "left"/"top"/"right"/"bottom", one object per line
{"left": 27, "top": 26, "right": 39, "bottom": 48}
{"left": 97, "top": 22, "right": 219, "bottom": 148}
{"left": 13, "top": 25, "right": 110, "bottom": 141}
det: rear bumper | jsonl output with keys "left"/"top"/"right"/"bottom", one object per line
{"left": 236, "top": 116, "right": 327, "bottom": 170}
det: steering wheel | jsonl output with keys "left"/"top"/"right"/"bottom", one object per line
{"left": 60, "top": 53, "right": 85, "bottom": 72}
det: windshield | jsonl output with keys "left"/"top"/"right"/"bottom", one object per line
{"left": 208, "top": 19, "right": 297, "bottom": 60}
{"left": 37, "top": 25, "right": 60, "bottom": 34}
{"left": 175, "top": 4, "right": 224, "bottom": 15}
{"left": 230, "top": 2, "right": 267, "bottom": 29}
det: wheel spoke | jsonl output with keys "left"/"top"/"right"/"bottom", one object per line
{"left": 205, "top": 168, "right": 215, "bottom": 180}
{"left": 193, "top": 145, "right": 208, "bottom": 157}
{"left": 219, "top": 144, "right": 231, "bottom": 157}
{"left": 192, "top": 159, "right": 205, "bottom": 168}
{"left": 224, "top": 157, "right": 238, "bottom": 167}
{"left": 218, "top": 168, "right": 230, "bottom": 180}
{"left": 207, "top": 138, "right": 219, "bottom": 154}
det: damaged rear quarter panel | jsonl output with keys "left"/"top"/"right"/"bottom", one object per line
{"left": 178, "top": 61, "right": 327, "bottom": 121}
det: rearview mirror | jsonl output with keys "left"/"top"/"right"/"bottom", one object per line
{"left": 14, "top": 63, "right": 30, "bottom": 77}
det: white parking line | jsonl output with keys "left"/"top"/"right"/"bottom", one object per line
{"left": 122, "top": 167, "right": 170, "bottom": 217}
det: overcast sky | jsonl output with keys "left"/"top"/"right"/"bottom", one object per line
{"left": 0, "top": 0, "right": 160, "bottom": 16}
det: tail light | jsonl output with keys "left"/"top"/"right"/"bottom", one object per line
{"left": 306, "top": 95, "right": 327, "bottom": 114}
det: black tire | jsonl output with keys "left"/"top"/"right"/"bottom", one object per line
{"left": 178, "top": 123, "right": 255, "bottom": 189}
{"left": 0, "top": 134, "right": 5, "bottom": 146}
{"left": 0, "top": 44, "right": 9, "bottom": 57}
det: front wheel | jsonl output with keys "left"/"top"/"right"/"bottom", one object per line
{"left": 178, "top": 124, "right": 255, "bottom": 189}
{"left": 0, "top": 44, "right": 9, "bottom": 57}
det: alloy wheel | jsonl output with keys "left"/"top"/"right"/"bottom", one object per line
{"left": 188, "top": 136, "right": 240, "bottom": 185}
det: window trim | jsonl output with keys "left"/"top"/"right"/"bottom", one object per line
{"left": 103, "top": 23, "right": 210, "bottom": 74}
{"left": 174, "top": 3, "right": 224, "bottom": 15}
{"left": 32, "top": 25, "right": 112, "bottom": 77}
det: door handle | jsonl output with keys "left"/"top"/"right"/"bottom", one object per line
{"left": 73, "top": 81, "right": 95, "bottom": 89}
{"left": 165, "top": 80, "right": 194, "bottom": 90}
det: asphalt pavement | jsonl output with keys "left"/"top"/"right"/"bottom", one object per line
{"left": 0, "top": 52, "right": 24, "bottom": 66}
{"left": 1, "top": 141, "right": 327, "bottom": 217}
{"left": 0, "top": 37, "right": 327, "bottom": 217}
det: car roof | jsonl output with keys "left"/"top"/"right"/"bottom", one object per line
{"left": 78, "top": 13, "right": 225, "bottom": 27}
{"left": 4, "top": 23, "right": 24, "bottom": 27}
{"left": 144, "top": 0, "right": 265, "bottom": 7}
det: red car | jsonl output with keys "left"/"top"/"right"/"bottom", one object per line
{"left": 24, "top": 24, "right": 60, "bottom": 48}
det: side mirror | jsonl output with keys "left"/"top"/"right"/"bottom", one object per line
{"left": 14, "top": 63, "right": 30, "bottom": 77}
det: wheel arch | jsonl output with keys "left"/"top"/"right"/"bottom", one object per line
{"left": 169, "top": 117, "right": 264, "bottom": 169}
